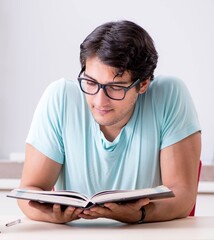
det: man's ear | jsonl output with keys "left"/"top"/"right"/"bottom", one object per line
{"left": 138, "top": 79, "right": 150, "bottom": 94}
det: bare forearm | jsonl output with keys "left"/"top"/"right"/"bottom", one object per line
{"left": 18, "top": 199, "right": 48, "bottom": 222}
{"left": 143, "top": 187, "right": 196, "bottom": 222}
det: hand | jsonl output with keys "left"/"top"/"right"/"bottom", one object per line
{"left": 79, "top": 198, "right": 150, "bottom": 224}
{"left": 29, "top": 201, "right": 83, "bottom": 223}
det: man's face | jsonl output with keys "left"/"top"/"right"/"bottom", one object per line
{"left": 83, "top": 57, "right": 143, "bottom": 133}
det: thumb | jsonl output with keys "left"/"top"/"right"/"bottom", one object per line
{"left": 135, "top": 198, "right": 150, "bottom": 209}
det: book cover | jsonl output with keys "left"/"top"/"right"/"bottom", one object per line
{"left": 7, "top": 185, "right": 174, "bottom": 209}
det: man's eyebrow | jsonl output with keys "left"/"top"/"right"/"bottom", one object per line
{"left": 84, "top": 73, "right": 130, "bottom": 85}
{"left": 84, "top": 73, "right": 97, "bottom": 81}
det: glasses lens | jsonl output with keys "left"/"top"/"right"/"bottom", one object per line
{"left": 80, "top": 79, "right": 99, "bottom": 94}
{"left": 105, "top": 85, "right": 125, "bottom": 100}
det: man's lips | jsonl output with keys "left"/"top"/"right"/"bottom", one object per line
{"left": 94, "top": 107, "right": 113, "bottom": 115}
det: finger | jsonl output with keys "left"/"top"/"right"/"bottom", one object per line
{"left": 53, "top": 204, "right": 63, "bottom": 218}
{"left": 62, "top": 206, "right": 77, "bottom": 220}
{"left": 71, "top": 208, "right": 84, "bottom": 219}
{"left": 86, "top": 206, "right": 107, "bottom": 215}
{"left": 79, "top": 206, "right": 108, "bottom": 219}
{"left": 102, "top": 202, "right": 139, "bottom": 223}
{"left": 52, "top": 205, "right": 82, "bottom": 223}
{"left": 63, "top": 206, "right": 75, "bottom": 215}
{"left": 135, "top": 198, "right": 150, "bottom": 208}
{"left": 53, "top": 205, "right": 72, "bottom": 217}
{"left": 78, "top": 212, "right": 98, "bottom": 219}
{"left": 28, "top": 201, "right": 53, "bottom": 212}
{"left": 28, "top": 200, "right": 44, "bottom": 208}
{"left": 103, "top": 202, "right": 119, "bottom": 211}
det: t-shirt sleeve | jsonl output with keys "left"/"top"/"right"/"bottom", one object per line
{"left": 26, "top": 79, "right": 66, "bottom": 164}
{"left": 154, "top": 76, "right": 201, "bottom": 149}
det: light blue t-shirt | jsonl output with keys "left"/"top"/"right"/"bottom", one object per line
{"left": 26, "top": 76, "right": 201, "bottom": 196}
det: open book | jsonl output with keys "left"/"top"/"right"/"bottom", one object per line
{"left": 7, "top": 185, "right": 174, "bottom": 209}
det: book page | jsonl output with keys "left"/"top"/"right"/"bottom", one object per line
{"left": 14, "top": 189, "right": 89, "bottom": 201}
{"left": 91, "top": 185, "right": 174, "bottom": 204}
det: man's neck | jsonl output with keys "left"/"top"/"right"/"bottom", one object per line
{"left": 100, "top": 125, "right": 122, "bottom": 142}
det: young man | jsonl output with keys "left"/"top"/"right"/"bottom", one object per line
{"left": 18, "top": 20, "right": 201, "bottom": 224}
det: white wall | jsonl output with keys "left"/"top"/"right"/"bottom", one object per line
{"left": 0, "top": 0, "right": 214, "bottom": 163}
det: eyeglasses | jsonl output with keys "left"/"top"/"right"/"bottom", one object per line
{"left": 77, "top": 72, "right": 141, "bottom": 101}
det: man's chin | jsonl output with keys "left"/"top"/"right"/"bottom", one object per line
{"left": 93, "top": 115, "right": 115, "bottom": 127}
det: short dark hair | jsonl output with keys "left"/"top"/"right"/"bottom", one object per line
{"left": 80, "top": 20, "right": 158, "bottom": 82}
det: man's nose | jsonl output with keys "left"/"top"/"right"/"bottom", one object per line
{"left": 94, "top": 88, "right": 109, "bottom": 104}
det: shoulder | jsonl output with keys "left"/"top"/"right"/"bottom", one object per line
{"left": 35, "top": 78, "right": 84, "bottom": 115}
{"left": 150, "top": 75, "right": 187, "bottom": 92}
{"left": 148, "top": 75, "right": 191, "bottom": 102}
{"left": 45, "top": 78, "right": 79, "bottom": 95}
{"left": 41, "top": 78, "right": 81, "bottom": 103}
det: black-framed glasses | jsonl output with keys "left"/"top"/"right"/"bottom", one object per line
{"left": 77, "top": 71, "right": 141, "bottom": 101}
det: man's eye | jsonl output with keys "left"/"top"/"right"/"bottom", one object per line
{"left": 108, "top": 85, "right": 124, "bottom": 91}
{"left": 86, "top": 80, "right": 97, "bottom": 86}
